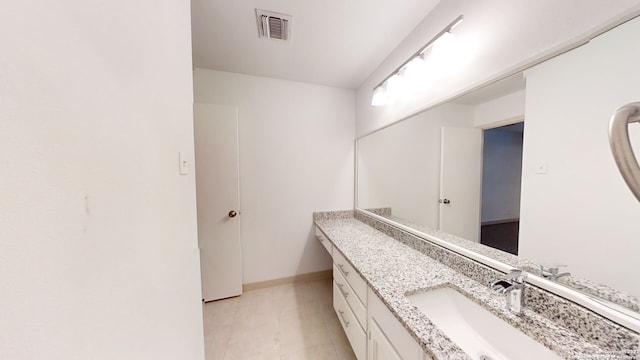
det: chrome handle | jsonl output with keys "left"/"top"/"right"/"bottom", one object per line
{"left": 228, "top": 210, "right": 237, "bottom": 218}
{"left": 609, "top": 102, "right": 640, "bottom": 202}
{"left": 336, "top": 282, "right": 349, "bottom": 298}
{"left": 338, "top": 310, "right": 349, "bottom": 327}
{"left": 490, "top": 279, "right": 512, "bottom": 294}
{"left": 540, "top": 264, "right": 570, "bottom": 281}
{"left": 337, "top": 263, "right": 349, "bottom": 276}
{"left": 504, "top": 269, "right": 526, "bottom": 283}
{"left": 540, "top": 264, "right": 567, "bottom": 275}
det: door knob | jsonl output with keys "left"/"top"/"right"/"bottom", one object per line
{"left": 439, "top": 199, "right": 451, "bottom": 204}
{"left": 228, "top": 210, "right": 237, "bottom": 218}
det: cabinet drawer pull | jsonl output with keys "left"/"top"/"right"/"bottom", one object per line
{"left": 338, "top": 263, "right": 350, "bottom": 276}
{"left": 338, "top": 310, "right": 349, "bottom": 327}
{"left": 337, "top": 282, "right": 349, "bottom": 298}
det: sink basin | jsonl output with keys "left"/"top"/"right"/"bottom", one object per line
{"left": 407, "top": 287, "right": 562, "bottom": 360}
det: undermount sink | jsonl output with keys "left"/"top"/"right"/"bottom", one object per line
{"left": 407, "top": 287, "right": 562, "bottom": 360}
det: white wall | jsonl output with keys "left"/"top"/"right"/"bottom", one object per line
{"left": 355, "top": 0, "right": 640, "bottom": 137}
{"left": 473, "top": 89, "right": 526, "bottom": 128}
{"left": 481, "top": 128, "right": 523, "bottom": 223}
{"left": 358, "top": 104, "right": 473, "bottom": 228}
{"left": 193, "top": 69, "right": 354, "bottom": 284}
{"left": 519, "top": 16, "right": 640, "bottom": 298}
{"left": 1, "top": 2, "right": 204, "bottom": 359}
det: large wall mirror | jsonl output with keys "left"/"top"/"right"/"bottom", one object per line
{"left": 357, "top": 14, "right": 640, "bottom": 326}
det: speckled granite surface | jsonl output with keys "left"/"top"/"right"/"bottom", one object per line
{"left": 355, "top": 210, "right": 640, "bottom": 352}
{"left": 313, "top": 210, "right": 354, "bottom": 221}
{"left": 370, "top": 211, "right": 639, "bottom": 313}
{"left": 314, "top": 214, "right": 640, "bottom": 360}
{"left": 363, "top": 207, "right": 392, "bottom": 216}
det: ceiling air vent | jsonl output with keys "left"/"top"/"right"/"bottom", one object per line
{"left": 256, "top": 9, "right": 292, "bottom": 41}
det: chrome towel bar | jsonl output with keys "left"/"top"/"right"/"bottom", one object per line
{"left": 609, "top": 102, "right": 640, "bottom": 202}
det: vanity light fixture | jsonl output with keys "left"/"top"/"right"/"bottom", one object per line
{"left": 371, "top": 84, "right": 388, "bottom": 106}
{"left": 371, "top": 15, "right": 464, "bottom": 106}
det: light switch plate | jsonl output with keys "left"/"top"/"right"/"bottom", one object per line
{"left": 179, "top": 152, "right": 189, "bottom": 175}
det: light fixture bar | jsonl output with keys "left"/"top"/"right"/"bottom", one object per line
{"left": 373, "top": 15, "right": 464, "bottom": 90}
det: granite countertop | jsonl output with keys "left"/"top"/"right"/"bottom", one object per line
{"left": 315, "top": 217, "right": 609, "bottom": 360}
{"left": 379, "top": 213, "right": 638, "bottom": 312}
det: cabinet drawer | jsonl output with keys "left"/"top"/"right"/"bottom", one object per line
{"left": 333, "top": 264, "right": 366, "bottom": 330}
{"left": 315, "top": 227, "right": 332, "bottom": 257}
{"left": 333, "top": 250, "right": 367, "bottom": 304}
{"left": 333, "top": 281, "right": 366, "bottom": 360}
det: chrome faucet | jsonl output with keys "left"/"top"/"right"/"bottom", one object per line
{"left": 491, "top": 270, "right": 526, "bottom": 314}
{"left": 540, "top": 264, "right": 571, "bottom": 281}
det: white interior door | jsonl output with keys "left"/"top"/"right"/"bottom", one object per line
{"left": 439, "top": 127, "right": 483, "bottom": 242}
{"left": 194, "top": 103, "right": 242, "bottom": 301}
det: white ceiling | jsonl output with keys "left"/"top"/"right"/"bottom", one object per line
{"left": 191, "top": 0, "right": 440, "bottom": 89}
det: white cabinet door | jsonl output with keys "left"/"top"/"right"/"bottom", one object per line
{"left": 439, "top": 126, "right": 483, "bottom": 242}
{"left": 194, "top": 103, "right": 242, "bottom": 301}
{"left": 368, "top": 318, "right": 402, "bottom": 360}
{"left": 367, "top": 288, "right": 424, "bottom": 360}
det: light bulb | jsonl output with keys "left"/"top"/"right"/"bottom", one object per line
{"left": 405, "top": 56, "right": 426, "bottom": 78}
{"left": 433, "top": 32, "right": 457, "bottom": 56}
{"left": 385, "top": 74, "right": 405, "bottom": 101}
{"left": 403, "top": 56, "right": 427, "bottom": 93}
{"left": 430, "top": 32, "right": 459, "bottom": 75}
{"left": 371, "top": 86, "right": 387, "bottom": 106}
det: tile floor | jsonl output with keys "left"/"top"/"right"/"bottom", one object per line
{"left": 203, "top": 277, "right": 357, "bottom": 360}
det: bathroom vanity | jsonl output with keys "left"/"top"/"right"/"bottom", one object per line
{"left": 314, "top": 211, "right": 638, "bottom": 360}
{"left": 322, "top": 10, "right": 640, "bottom": 360}
{"left": 315, "top": 213, "right": 427, "bottom": 360}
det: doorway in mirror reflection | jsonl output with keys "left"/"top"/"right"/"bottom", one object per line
{"left": 480, "top": 122, "right": 524, "bottom": 255}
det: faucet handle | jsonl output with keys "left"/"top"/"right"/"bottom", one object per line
{"left": 490, "top": 279, "right": 513, "bottom": 293}
{"left": 540, "top": 263, "right": 566, "bottom": 274}
{"left": 492, "top": 270, "right": 527, "bottom": 314}
{"left": 503, "top": 269, "right": 527, "bottom": 283}
{"left": 540, "top": 264, "right": 570, "bottom": 280}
